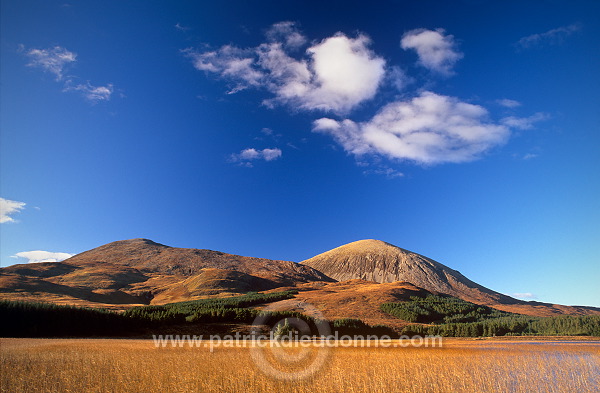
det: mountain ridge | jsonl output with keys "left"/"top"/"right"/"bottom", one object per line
{"left": 1, "top": 238, "right": 598, "bottom": 318}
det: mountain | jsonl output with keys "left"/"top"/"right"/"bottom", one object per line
{"left": 65, "top": 238, "right": 329, "bottom": 285}
{"left": 302, "top": 239, "right": 600, "bottom": 317}
{"left": 1, "top": 238, "right": 598, "bottom": 318}
{"left": 0, "top": 239, "right": 331, "bottom": 307}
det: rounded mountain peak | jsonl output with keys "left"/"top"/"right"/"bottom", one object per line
{"left": 302, "top": 239, "right": 477, "bottom": 298}
{"left": 306, "top": 239, "right": 410, "bottom": 261}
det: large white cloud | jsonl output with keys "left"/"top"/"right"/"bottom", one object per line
{"left": 401, "top": 28, "right": 462, "bottom": 76}
{"left": 185, "top": 23, "right": 386, "bottom": 114}
{"left": 24, "top": 46, "right": 76, "bottom": 80}
{"left": 13, "top": 251, "right": 75, "bottom": 263}
{"left": 0, "top": 198, "right": 26, "bottom": 224}
{"left": 313, "top": 91, "right": 511, "bottom": 165}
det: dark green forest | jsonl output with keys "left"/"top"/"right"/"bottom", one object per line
{"left": 0, "top": 291, "right": 299, "bottom": 337}
{"left": 2, "top": 291, "right": 599, "bottom": 338}
{"left": 123, "top": 290, "right": 299, "bottom": 325}
{"left": 381, "top": 295, "right": 600, "bottom": 337}
{"left": 0, "top": 300, "right": 136, "bottom": 337}
{"left": 381, "top": 295, "right": 512, "bottom": 324}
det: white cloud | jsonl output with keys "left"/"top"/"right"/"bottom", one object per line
{"left": 512, "top": 292, "right": 538, "bottom": 300}
{"left": 363, "top": 167, "right": 404, "bottom": 178}
{"left": 388, "top": 66, "right": 412, "bottom": 91}
{"left": 516, "top": 23, "right": 582, "bottom": 49}
{"left": 186, "top": 45, "right": 265, "bottom": 93}
{"left": 185, "top": 23, "right": 386, "bottom": 114}
{"left": 523, "top": 153, "right": 539, "bottom": 160}
{"left": 401, "top": 28, "right": 462, "bottom": 76}
{"left": 24, "top": 46, "right": 76, "bottom": 80}
{"left": 501, "top": 112, "right": 549, "bottom": 130}
{"left": 313, "top": 91, "right": 511, "bottom": 165}
{"left": 497, "top": 99, "right": 521, "bottom": 108}
{"left": 188, "top": 23, "right": 544, "bottom": 171}
{"left": 22, "top": 45, "right": 115, "bottom": 102}
{"left": 265, "top": 21, "right": 307, "bottom": 49}
{"left": 303, "top": 34, "right": 385, "bottom": 112}
{"left": 230, "top": 147, "right": 282, "bottom": 165}
{"left": 63, "top": 81, "right": 114, "bottom": 102}
{"left": 1, "top": 198, "right": 26, "bottom": 224}
{"left": 175, "top": 23, "right": 190, "bottom": 32}
{"left": 13, "top": 250, "right": 75, "bottom": 264}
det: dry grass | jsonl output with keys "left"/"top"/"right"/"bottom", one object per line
{"left": 2, "top": 338, "right": 599, "bottom": 393}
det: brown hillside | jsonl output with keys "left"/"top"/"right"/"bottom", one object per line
{"left": 151, "top": 268, "right": 278, "bottom": 304}
{"left": 301, "top": 239, "right": 600, "bottom": 317}
{"left": 0, "top": 239, "right": 332, "bottom": 308}
{"left": 68, "top": 239, "right": 330, "bottom": 286}
{"left": 262, "top": 280, "right": 434, "bottom": 329}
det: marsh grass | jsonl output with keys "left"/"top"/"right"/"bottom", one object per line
{"left": 1, "top": 338, "right": 599, "bottom": 393}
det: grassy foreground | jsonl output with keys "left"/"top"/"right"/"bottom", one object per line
{"left": 1, "top": 338, "right": 599, "bottom": 393}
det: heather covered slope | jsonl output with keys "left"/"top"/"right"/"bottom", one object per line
{"left": 263, "top": 280, "right": 434, "bottom": 328}
{"left": 68, "top": 239, "right": 330, "bottom": 285}
{"left": 301, "top": 239, "right": 600, "bottom": 317}
{"left": 0, "top": 239, "right": 332, "bottom": 307}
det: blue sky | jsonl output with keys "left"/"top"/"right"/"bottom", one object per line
{"left": 1, "top": 0, "right": 599, "bottom": 307}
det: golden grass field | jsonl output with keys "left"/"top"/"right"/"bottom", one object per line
{"left": 1, "top": 337, "right": 599, "bottom": 393}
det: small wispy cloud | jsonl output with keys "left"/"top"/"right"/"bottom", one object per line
{"left": 387, "top": 65, "right": 413, "bottom": 91}
{"left": 512, "top": 292, "right": 538, "bottom": 300}
{"left": 21, "top": 45, "right": 115, "bottom": 103}
{"left": 230, "top": 147, "right": 282, "bottom": 166}
{"left": 265, "top": 21, "right": 307, "bottom": 50}
{"left": 501, "top": 112, "right": 549, "bottom": 130}
{"left": 522, "top": 153, "right": 539, "bottom": 160}
{"left": 175, "top": 23, "right": 190, "bottom": 31}
{"left": 24, "top": 45, "right": 76, "bottom": 80}
{"left": 363, "top": 167, "right": 404, "bottom": 178}
{"left": 497, "top": 98, "right": 521, "bottom": 108}
{"left": 64, "top": 81, "right": 114, "bottom": 102}
{"left": 515, "top": 23, "right": 582, "bottom": 50}
{"left": 0, "top": 197, "right": 26, "bottom": 224}
{"left": 400, "top": 28, "right": 463, "bottom": 76}
{"left": 12, "top": 251, "right": 75, "bottom": 264}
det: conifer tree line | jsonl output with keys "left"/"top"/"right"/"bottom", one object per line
{"left": 381, "top": 295, "right": 600, "bottom": 337}
{"left": 2, "top": 291, "right": 599, "bottom": 337}
{"left": 0, "top": 291, "right": 298, "bottom": 337}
